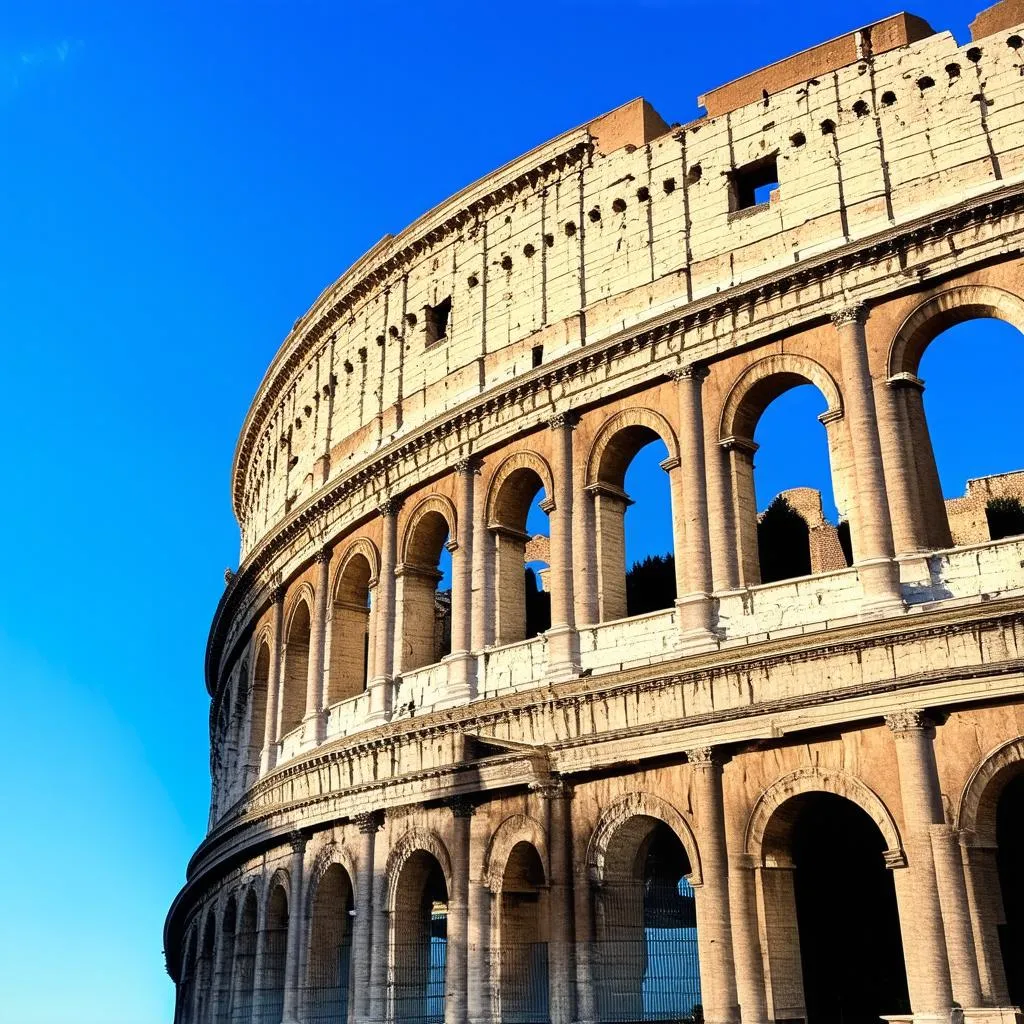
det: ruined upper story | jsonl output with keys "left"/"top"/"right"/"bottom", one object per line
{"left": 233, "top": 2, "right": 1024, "bottom": 559}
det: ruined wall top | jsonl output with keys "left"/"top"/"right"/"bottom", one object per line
{"left": 231, "top": 3, "right": 1024, "bottom": 560}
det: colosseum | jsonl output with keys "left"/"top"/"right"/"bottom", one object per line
{"left": 167, "top": 4, "right": 1024, "bottom": 1023}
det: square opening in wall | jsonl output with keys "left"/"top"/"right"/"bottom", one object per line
{"left": 729, "top": 154, "right": 779, "bottom": 213}
{"left": 425, "top": 297, "right": 451, "bottom": 348}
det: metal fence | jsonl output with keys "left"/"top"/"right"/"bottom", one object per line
{"left": 391, "top": 925, "right": 447, "bottom": 1024}
{"left": 498, "top": 941, "right": 549, "bottom": 1024}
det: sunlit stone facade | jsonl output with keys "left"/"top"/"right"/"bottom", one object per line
{"left": 167, "top": 5, "right": 1024, "bottom": 1022}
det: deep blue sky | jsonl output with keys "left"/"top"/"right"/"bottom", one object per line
{"left": 2, "top": 3, "right": 1022, "bottom": 1022}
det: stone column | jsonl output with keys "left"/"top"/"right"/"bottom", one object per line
{"left": 588, "top": 484, "right": 630, "bottom": 622}
{"left": 705, "top": 430, "right": 740, "bottom": 593}
{"left": 471, "top": 457, "right": 494, "bottom": 653}
{"left": 878, "top": 374, "right": 928, "bottom": 557}
{"left": 446, "top": 798, "right": 475, "bottom": 1024}
{"left": 961, "top": 841, "right": 1012, "bottom": 1005}
{"left": 352, "top": 812, "right": 383, "bottom": 1024}
{"left": 368, "top": 849, "right": 390, "bottom": 1024}
{"left": 467, "top": 859, "right": 492, "bottom": 1024}
{"left": 832, "top": 305, "right": 902, "bottom": 611}
{"left": 885, "top": 711, "right": 954, "bottom": 1016}
{"left": 573, "top": 860, "right": 597, "bottom": 1024}
{"left": 535, "top": 779, "right": 575, "bottom": 1024}
{"left": 367, "top": 498, "right": 400, "bottom": 726}
{"left": 930, "top": 823, "right": 983, "bottom": 1008}
{"left": 547, "top": 412, "right": 580, "bottom": 680}
{"left": 687, "top": 747, "right": 740, "bottom": 1024}
{"left": 672, "top": 365, "right": 717, "bottom": 645}
{"left": 446, "top": 459, "right": 477, "bottom": 702}
{"left": 260, "top": 585, "right": 286, "bottom": 774}
{"left": 302, "top": 545, "right": 331, "bottom": 747}
{"left": 721, "top": 438, "right": 759, "bottom": 587}
{"left": 573, "top": 459, "right": 599, "bottom": 627}
{"left": 903, "top": 382, "right": 952, "bottom": 551}
{"left": 728, "top": 854, "right": 769, "bottom": 1024}
{"left": 281, "top": 831, "right": 307, "bottom": 1024}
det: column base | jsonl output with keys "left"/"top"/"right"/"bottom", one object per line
{"left": 364, "top": 675, "right": 393, "bottom": 727}
{"left": 962, "top": 1009, "right": 1024, "bottom": 1024}
{"left": 856, "top": 556, "right": 905, "bottom": 617}
{"left": 895, "top": 549, "right": 934, "bottom": 584}
{"left": 545, "top": 623, "right": 581, "bottom": 682}
{"left": 300, "top": 709, "right": 327, "bottom": 748}
{"left": 675, "top": 591, "right": 717, "bottom": 636}
{"left": 439, "top": 650, "right": 476, "bottom": 706}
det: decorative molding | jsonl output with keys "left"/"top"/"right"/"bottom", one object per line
{"left": 353, "top": 810, "right": 383, "bottom": 834}
{"left": 831, "top": 302, "right": 869, "bottom": 327}
{"left": 670, "top": 362, "right": 710, "bottom": 383}
{"left": 685, "top": 746, "right": 720, "bottom": 767}
{"left": 445, "top": 796, "right": 477, "bottom": 819}
{"left": 884, "top": 709, "right": 932, "bottom": 733}
{"left": 378, "top": 497, "right": 402, "bottom": 519}
{"left": 548, "top": 411, "right": 578, "bottom": 431}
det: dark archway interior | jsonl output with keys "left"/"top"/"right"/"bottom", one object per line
{"left": 997, "top": 773, "right": 1024, "bottom": 1003}
{"left": 307, "top": 864, "right": 354, "bottom": 1024}
{"left": 599, "top": 820, "right": 700, "bottom": 1023}
{"left": 791, "top": 793, "right": 910, "bottom": 1024}
{"left": 393, "top": 853, "right": 448, "bottom": 1024}
{"left": 501, "top": 842, "right": 549, "bottom": 1024}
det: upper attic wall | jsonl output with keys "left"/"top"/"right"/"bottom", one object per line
{"left": 972, "top": 0, "right": 1024, "bottom": 37}
{"left": 698, "top": 12, "right": 936, "bottom": 116}
{"left": 233, "top": 5, "right": 1024, "bottom": 559}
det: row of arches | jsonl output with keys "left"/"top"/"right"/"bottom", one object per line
{"left": 181, "top": 735, "right": 1024, "bottom": 1024}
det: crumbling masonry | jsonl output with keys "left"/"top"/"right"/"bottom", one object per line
{"left": 167, "top": 5, "right": 1024, "bottom": 1023}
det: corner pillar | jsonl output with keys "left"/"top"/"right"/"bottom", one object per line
{"left": 367, "top": 499, "right": 400, "bottom": 726}
{"left": 444, "top": 458, "right": 478, "bottom": 703}
{"left": 546, "top": 412, "right": 580, "bottom": 681}
{"left": 260, "top": 585, "right": 285, "bottom": 774}
{"left": 832, "top": 304, "right": 902, "bottom": 612}
{"left": 446, "top": 797, "right": 475, "bottom": 1024}
{"left": 281, "top": 831, "right": 307, "bottom": 1024}
{"left": 728, "top": 853, "right": 769, "bottom": 1024}
{"left": 352, "top": 811, "right": 383, "bottom": 1024}
{"left": 302, "top": 545, "right": 331, "bottom": 747}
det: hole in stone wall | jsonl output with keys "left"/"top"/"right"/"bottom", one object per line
{"left": 790, "top": 131, "right": 806, "bottom": 148}
{"left": 663, "top": 177, "right": 676, "bottom": 194}
{"left": 564, "top": 221, "right": 577, "bottom": 237}
{"left": 523, "top": 243, "right": 536, "bottom": 258}
{"left": 467, "top": 274, "right": 479, "bottom": 288}
{"left": 729, "top": 153, "right": 779, "bottom": 211}
{"left": 501, "top": 255, "right": 513, "bottom": 271}
{"left": 544, "top": 232, "right": 555, "bottom": 247}
{"left": 820, "top": 118, "right": 836, "bottom": 135}
{"left": 424, "top": 296, "right": 451, "bottom": 348}
{"left": 636, "top": 186, "right": 650, "bottom": 202}
{"left": 588, "top": 207, "right": 601, "bottom": 222}
{"left": 946, "top": 63, "right": 961, "bottom": 80}
{"left": 1009, "top": 34, "right": 1023, "bottom": 50}
{"left": 853, "top": 99, "right": 870, "bottom": 117}
{"left": 917, "top": 75, "right": 935, "bottom": 90}
{"left": 532, "top": 344, "right": 543, "bottom": 368}
{"left": 686, "top": 164, "right": 702, "bottom": 185}
{"left": 612, "top": 198, "right": 627, "bottom": 213}
{"left": 968, "top": 46, "right": 983, "bottom": 62}
{"left": 881, "top": 90, "right": 897, "bottom": 106}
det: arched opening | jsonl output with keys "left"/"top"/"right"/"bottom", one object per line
{"left": 499, "top": 842, "right": 550, "bottom": 1024}
{"left": 398, "top": 508, "right": 453, "bottom": 672}
{"left": 232, "top": 891, "right": 259, "bottom": 1024}
{"left": 306, "top": 863, "right": 355, "bottom": 1024}
{"left": 997, "top": 773, "right": 1024, "bottom": 1003}
{"left": 760, "top": 792, "right": 909, "bottom": 1024}
{"left": 489, "top": 464, "right": 551, "bottom": 645}
{"left": 392, "top": 851, "right": 449, "bottom": 1024}
{"left": 231, "top": 662, "right": 250, "bottom": 786}
{"left": 195, "top": 912, "right": 216, "bottom": 1024}
{"left": 176, "top": 928, "right": 197, "bottom": 1024}
{"left": 256, "top": 884, "right": 289, "bottom": 1024}
{"left": 590, "top": 419, "right": 676, "bottom": 622}
{"left": 596, "top": 817, "right": 700, "bottom": 1023}
{"left": 330, "top": 552, "right": 374, "bottom": 703}
{"left": 214, "top": 896, "right": 237, "bottom": 1024}
{"left": 723, "top": 363, "right": 850, "bottom": 587}
{"left": 249, "top": 643, "right": 270, "bottom": 773}
{"left": 281, "top": 600, "right": 311, "bottom": 738}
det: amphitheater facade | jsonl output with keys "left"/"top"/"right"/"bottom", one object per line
{"left": 167, "top": 5, "right": 1024, "bottom": 1023}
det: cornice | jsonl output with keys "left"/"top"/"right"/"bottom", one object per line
{"left": 206, "top": 180, "right": 1024, "bottom": 698}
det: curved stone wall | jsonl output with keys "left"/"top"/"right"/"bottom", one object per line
{"left": 170, "top": 8, "right": 1024, "bottom": 1024}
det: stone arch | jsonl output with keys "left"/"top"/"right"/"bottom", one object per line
{"left": 329, "top": 539, "right": 380, "bottom": 704}
{"left": 194, "top": 904, "right": 218, "bottom": 1024}
{"left": 586, "top": 791, "right": 703, "bottom": 886}
{"left": 281, "top": 588, "right": 314, "bottom": 739}
{"left": 887, "top": 284, "right": 1024, "bottom": 378}
{"left": 585, "top": 407, "right": 680, "bottom": 488}
{"left": 332, "top": 537, "right": 380, "bottom": 598}
{"left": 263, "top": 865, "right": 291, "bottom": 915}
{"left": 384, "top": 827, "right": 454, "bottom": 914}
{"left": 744, "top": 766, "right": 905, "bottom": 867}
{"left": 485, "top": 453, "right": 555, "bottom": 646}
{"left": 305, "top": 845, "right": 357, "bottom": 1024}
{"left": 584, "top": 409, "right": 681, "bottom": 623}
{"left": 231, "top": 886, "right": 260, "bottom": 1024}
{"left": 304, "top": 840, "right": 359, "bottom": 920}
{"left": 483, "top": 814, "right": 550, "bottom": 894}
{"left": 486, "top": 451, "right": 556, "bottom": 527}
{"left": 957, "top": 736, "right": 1024, "bottom": 846}
{"left": 719, "top": 353, "right": 843, "bottom": 444}
{"left": 400, "top": 494, "right": 458, "bottom": 567}
{"left": 284, "top": 581, "right": 317, "bottom": 632}
{"left": 247, "top": 633, "right": 272, "bottom": 774}
{"left": 214, "top": 893, "right": 238, "bottom": 1024}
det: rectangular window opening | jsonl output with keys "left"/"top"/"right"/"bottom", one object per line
{"left": 729, "top": 154, "right": 779, "bottom": 213}
{"left": 425, "top": 296, "right": 452, "bottom": 348}
{"left": 532, "top": 344, "right": 543, "bottom": 368}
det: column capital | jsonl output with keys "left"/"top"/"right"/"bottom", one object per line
{"left": 377, "top": 496, "right": 403, "bottom": 518}
{"left": 685, "top": 746, "right": 723, "bottom": 767}
{"left": 271, "top": 583, "right": 286, "bottom": 605}
{"left": 886, "top": 371, "right": 926, "bottom": 392}
{"left": 831, "top": 302, "right": 869, "bottom": 327}
{"left": 315, "top": 544, "right": 332, "bottom": 565}
{"left": 719, "top": 434, "right": 759, "bottom": 457}
{"left": 453, "top": 455, "right": 482, "bottom": 476}
{"left": 885, "top": 708, "right": 934, "bottom": 734}
{"left": 548, "top": 410, "right": 578, "bottom": 431}
{"left": 669, "top": 361, "right": 710, "bottom": 383}
{"left": 529, "top": 776, "right": 573, "bottom": 799}
{"left": 445, "top": 795, "right": 477, "bottom": 819}
{"left": 287, "top": 829, "right": 307, "bottom": 854}
{"left": 353, "top": 810, "right": 384, "bottom": 834}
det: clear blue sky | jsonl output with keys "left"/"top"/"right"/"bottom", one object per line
{"left": 2, "top": 2, "right": 1021, "bottom": 1022}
